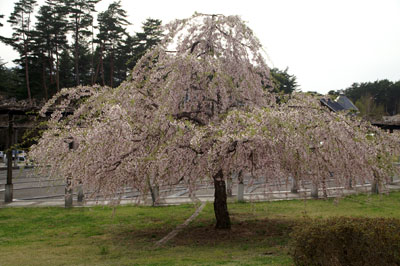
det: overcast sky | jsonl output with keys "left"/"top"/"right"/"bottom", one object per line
{"left": 1, "top": 0, "right": 400, "bottom": 94}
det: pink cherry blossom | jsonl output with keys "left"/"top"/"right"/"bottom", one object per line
{"left": 29, "top": 14, "right": 400, "bottom": 229}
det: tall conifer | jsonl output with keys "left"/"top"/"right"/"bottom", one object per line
{"left": 7, "top": 0, "right": 37, "bottom": 103}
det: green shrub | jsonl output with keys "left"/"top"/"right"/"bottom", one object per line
{"left": 290, "top": 217, "right": 400, "bottom": 266}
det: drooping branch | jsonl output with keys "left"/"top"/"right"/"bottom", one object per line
{"left": 173, "top": 112, "right": 206, "bottom": 126}
{"left": 190, "top": 41, "right": 201, "bottom": 54}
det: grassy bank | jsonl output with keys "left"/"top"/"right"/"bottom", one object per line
{"left": 1, "top": 192, "right": 400, "bottom": 265}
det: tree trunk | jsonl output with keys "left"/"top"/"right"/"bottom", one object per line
{"left": 100, "top": 44, "right": 105, "bottom": 86}
{"left": 74, "top": 18, "right": 80, "bottom": 86}
{"left": 48, "top": 50, "right": 54, "bottom": 84}
{"left": 41, "top": 59, "right": 48, "bottom": 100}
{"left": 91, "top": 24, "right": 95, "bottom": 85}
{"left": 371, "top": 172, "right": 380, "bottom": 194}
{"left": 110, "top": 48, "right": 114, "bottom": 88}
{"left": 22, "top": 12, "right": 32, "bottom": 104}
{"left": 55, "top": 45, "right": 60, "bottom": 92}
{"left": 24, "top": 43, "right": 32, "bottom": 104}
{"left": 213, "top": 169, "right": 231, "bottom": 229}
{"left": 94, "top": 52, "right": 101, "bottom": 85}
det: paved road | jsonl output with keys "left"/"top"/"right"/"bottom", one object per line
{"left": 1, "top": 166, "right": 400, "bottom": 208}
{"left": 0, "top": 167, "right": 65, "bottom": 200}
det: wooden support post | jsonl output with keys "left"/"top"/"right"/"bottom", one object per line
{"left": 290, "top": 176, "right": 298, "bottom": 193}
{"left": 311, "top": 182, "right": 319, "bottom": 199}
{"left": 237, "top": 174, "right": 244, "bottom": 202}
{"left": 65, "top": 177, "right": 73, "bottom": 208}
{"left": 226, "top": 174, "right": 233, "bottom": 197}
{"left": 77, "top": 182, "right": 84, "bottom": 203}
{"left": 65, "top": 139, "right": 78, "bottom": 208}
{"left": 5, "top": 113, "right": 13, "bottom": 203}
{"left": 322, "top": 177, "right": 327, "bottom": 198}
{"left": 13, "top": 129, "right": 18, "bottom": 167}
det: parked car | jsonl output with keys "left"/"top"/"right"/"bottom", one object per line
{"left": 16, "top": 150, "right": 26, "bottom": 162}
{"left": 3, "top": 150, "right": 27, "bottom": 163}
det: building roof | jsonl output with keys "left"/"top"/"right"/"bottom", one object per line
{"left": 320, "top": 94, "right": 358, "bottom": 113}
{"left": 335, "top": 95, "right": 359, "bottom": 111}
{"left": 320, "top": 98, "right": 346, "bottom": 112}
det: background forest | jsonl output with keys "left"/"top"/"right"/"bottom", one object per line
{"left": 329, "top": 80, "right": 400, "bottom": 119}
{"left": 0, "top": 0, "right": 163, "bottom": 101}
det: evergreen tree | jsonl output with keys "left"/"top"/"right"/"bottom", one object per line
{"left": 0, "top": 15, "right": 6, "bottom": 47}
{"left": 127, "top": 18, "right": 162, "bottom": 71}
{"left": 6, "top": 0, "right": 37, "bottom": 103}
{"left": 96, "top": 1, "right": 129, "bottom": 87}
{"left": 113, "top": 38, "right": 131, "bottom": 85}
{"left": 34, "top": 0, "right": 69, "bottom": 94}
{"left": 76, "top": 40, "right": 93, "bottom": 85}
{"left": 59, "top": 50, "right": 75, "bottom": 89}
{"left": 65, "top": 0, "right": 100, "bottom": 86}
{"left": 343, "top": 80, "right": 400, "bottom": 116}
{"left": 0, "top": 59, "right": 23, "bottom": 98}
{"left": 31, "top": 15, "right": 50, "bottom": 99}
{"left": 390, "top": 81, "right": 400, "bottom": 114}
{"left": 270, "top": 67, "right": 298, "bottom": 94}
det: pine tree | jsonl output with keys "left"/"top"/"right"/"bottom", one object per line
{"left": 58, "top": 50, "right": 74, "bottom": 89}
{"left": 96, "top": 1, "right": 129, "bottom": 87}
{"left": 6, "top": 0, "right": 37, "bottom": 103}
{"left": 127, "top": 18, "right": 162, "bottom": 71}
{"left": 30, "top": 31, "right": 49, "bottom": 98}
{"left": 270, "top": 67, "right": 298, "bottom": 94}
{"left": 76, "top": 40, "right": 93, "bottom": 85}
{"left": 0, "top": 15, "right": 6, "bottom": 49}
{"left": 34, "top": 0, "right": 69, "bottom": 94}
{"left": 65, "top": 0, "right": 100, "bottom": 86}
{"left": 0, "top": 58, "right": 23, "bottom": 98}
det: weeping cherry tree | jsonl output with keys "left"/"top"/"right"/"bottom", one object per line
{"left": 30, "top": 13, "right": 400, "bottom": 229}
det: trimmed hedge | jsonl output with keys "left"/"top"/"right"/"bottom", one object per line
{"left": 291, "top": 217, "right": 400, "bottom": 266}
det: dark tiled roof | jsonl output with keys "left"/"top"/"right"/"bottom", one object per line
{"left": 335, "top": 95, "right": 359, "bottom": 111}
{"left": 320, "top": 98, "right": 345, "bottom": 112}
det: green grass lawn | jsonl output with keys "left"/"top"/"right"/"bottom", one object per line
{"left": 1, "top": 192, "right": 400, "bottom": 265}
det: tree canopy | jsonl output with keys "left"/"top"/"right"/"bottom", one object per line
{"left": 270, "top": 67, "right": 297, "bottom": 94}
{"left": 29, "top": 13, "right": 400, "bottom": 229}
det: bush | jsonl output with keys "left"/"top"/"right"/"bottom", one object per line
{"left": 291, "top": 217, "right": 400, "bottom": 266}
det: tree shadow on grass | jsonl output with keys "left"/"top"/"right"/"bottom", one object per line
{"left": 172, "top": 218, "right": 295, "bottom": 246}
{"left": 110, "top": 217, "right": 296, "bottom": 249}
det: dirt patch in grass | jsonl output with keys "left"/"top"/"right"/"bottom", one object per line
{"left": 109, "top": 216, "right": 296, "bottom": 250}
{"left": 171, "top": 218, "right": 295, "bottom": 246}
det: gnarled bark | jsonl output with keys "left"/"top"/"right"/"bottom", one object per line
{"left": 213, "top": 169, "right": 231, "bottom": 229}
